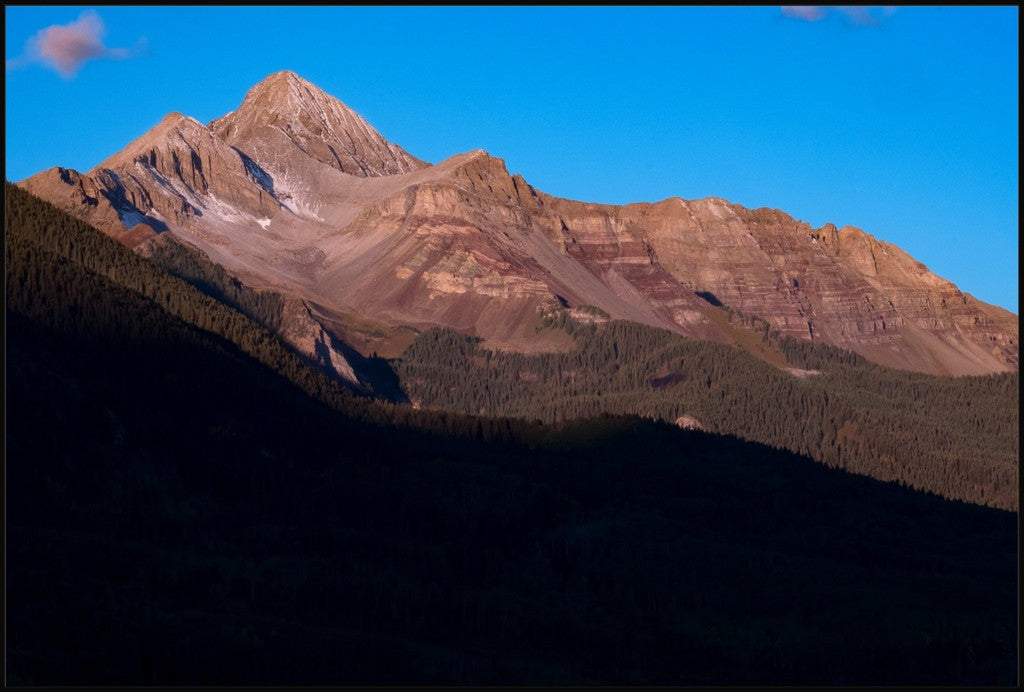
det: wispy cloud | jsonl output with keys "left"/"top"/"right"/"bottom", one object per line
{"left": 780, "top": 6, "right": 896, "bottom": 27}
{"left": 781, "top": 6, "right": 827, "bottom": 22}
{"left": 6, "top": 10, "right": 145, "bottom": 78}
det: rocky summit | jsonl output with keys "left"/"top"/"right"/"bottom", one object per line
{"left": 19, "top": 70, "right": 1017, "bottom": 376}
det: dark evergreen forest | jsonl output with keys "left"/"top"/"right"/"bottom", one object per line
{"left": 5, "top": 183, "right": 1019, "bottom": 685}
{"left": 395, "top": 315, "right": 1019, "bottom": 510}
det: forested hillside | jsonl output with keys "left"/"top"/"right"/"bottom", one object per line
{"left": 5, "top": 183, "right": 1018, "bottom": 685}
{"left": 396, "top": 318, "right": 1019, "bottom": 510}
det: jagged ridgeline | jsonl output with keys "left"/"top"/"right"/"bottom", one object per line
{"left": 4, "top": 182, "right": 1017, "bottom": 685}
{"left": 395, "top": 318, "right": 1019, "bottom": 510}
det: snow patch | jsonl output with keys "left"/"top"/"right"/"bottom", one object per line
{"left": 148, "top": 167, "right": 204, "bottom": 213}
{"left": 257, "top": 218, "right": 271, "bottom": 229}
{"left": 204, "top": 192, "right": 251, "bottom": 225}
{"left": 271, "top": 167, "right": 325, "bottom": 222}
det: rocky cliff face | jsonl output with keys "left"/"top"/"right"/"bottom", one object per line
{"left": 21, "top": 112, "right": 281, "bottom": 246}
{"left": 18, "top": 71, "right": 1017, "bottom": 376}
{"left": 209, "top": 70, "right": 428, "bottom": 178}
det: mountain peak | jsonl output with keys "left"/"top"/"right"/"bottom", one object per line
{"left": 209, "top": 71, "right": 428, "bottom": 178}
{"left": 238, "top": 70, "right": 327, "bottom": 112}
{"left": 87, "top": 109, "right": 220, "bottom": 176}
{"left": 152, "top": 111, "right": 208, "bottom": 135}
{"left": 263, "top": 68, "right": 306, "bottom": 82}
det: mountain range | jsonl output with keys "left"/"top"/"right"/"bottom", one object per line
{"left": 18, "top": 70, "right": 1018, "bottom": 379}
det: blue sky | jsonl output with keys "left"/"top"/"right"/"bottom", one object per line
{"left": 5, "top": 6, "right": 1018, "bottom": 313}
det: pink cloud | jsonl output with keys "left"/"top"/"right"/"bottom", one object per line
{"left": 836, "top": 6, "right": 880, "bottom": 26}
{"left": 781, "top": 6, "right": 827, "bottom": 22}
{"left": 781, "top": 5, "right": 896, "bottom": 27}
{"left": 7, "top": 11, "right": 144, "bottom": 78}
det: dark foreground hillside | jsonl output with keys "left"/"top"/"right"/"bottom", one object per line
{"left": 5, "top": 184, "right": 1019, "bottom": 685}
